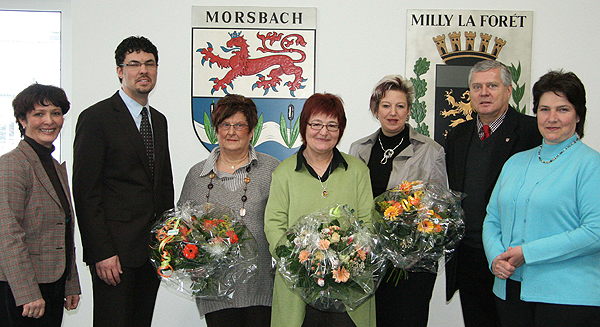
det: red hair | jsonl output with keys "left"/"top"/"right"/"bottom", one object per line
{"left": 299, "top": 93, "right": 347, "bottom": 145}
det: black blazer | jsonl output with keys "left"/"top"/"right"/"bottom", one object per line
{"left": 73, "top": 91, "right": 174, "bottom": 268}
{"left": 444, "top": 106, "right": 542, "bottom": 301}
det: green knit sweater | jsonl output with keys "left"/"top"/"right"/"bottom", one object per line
{"left": 264, "top": 151, "right": 376, "bottom": 327}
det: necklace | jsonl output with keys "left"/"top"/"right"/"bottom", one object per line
{"left": 379, "top": 135, "right": 404, "bottom": 165}
{"left": 206, "top": 165, "right": 251, "bottom": 216}
{"left": 537, "top": 137, "right": 579, "bottom": 164}
{"left": 220, "top": 154, "right": 249, "bottom": 171}
{"left": 317, "top": 165, "right": 332, "bottom": 198}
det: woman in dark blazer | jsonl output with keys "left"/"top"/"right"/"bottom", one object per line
{"left": 0, "top": 84, "right": 80, "bottom": 326}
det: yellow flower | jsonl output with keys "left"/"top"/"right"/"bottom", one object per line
{"left": 330, "top": 232, "right": 340, "bottom": 243}
{"left": 417, "top": 219, "right": 434, "bottom": 233}
{"left": 384, "top": 206, "right": 400, "bottom": 220}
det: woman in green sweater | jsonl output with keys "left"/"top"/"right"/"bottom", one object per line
{"left": 264, "top": 93, "right": 376, "bottom": 327}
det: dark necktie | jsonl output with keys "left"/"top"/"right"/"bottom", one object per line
{"left": 140, "top": 107, "right": 154, "bottom": 176}
{"left": 481, "top": 124, "right": 491, "bottom": 140}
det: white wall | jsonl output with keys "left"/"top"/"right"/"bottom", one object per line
{"left": 2, "top": 0, "right": 600, "bottom": 326}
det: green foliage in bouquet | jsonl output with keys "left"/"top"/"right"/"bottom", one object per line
{"left": 373, "top": 181, "right": 465, "bottom": 274}
{"left": 150, "top": 202, "right": 257, "bottom": 299}
{"left": 274, "top": 205, "right": 386, "bottom": 311}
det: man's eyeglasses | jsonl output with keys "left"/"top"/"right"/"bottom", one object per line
{"left": 119, "top": 61, "right": 158, "bottom": 70}
{"left": 218, "top": 123, "right": 249, "bottom": 131}
{"left": 307, "top": 122, "right": 340, "bottom": 132}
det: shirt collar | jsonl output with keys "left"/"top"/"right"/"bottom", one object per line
{"left": 295, "top": 144, "right": 348, "bottom": 177}
{"left": 200, "top": 144, "right": 258, "bottom": 177}
{"left": 476, "top": 108, "right": 508, "bottom": 138}
{"left": 119, "top": 88, "right": 149, "bottom": 118}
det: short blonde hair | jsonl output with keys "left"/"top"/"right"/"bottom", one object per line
{"left": 369, "top": 75, "right": 415, "bottom": 116}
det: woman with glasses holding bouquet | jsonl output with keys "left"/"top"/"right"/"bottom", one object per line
{"left": 265, "top": 93, "right": 376, "bottom": 326}
{"left": 179, "top": 94, "right": 280, "bottom": 327}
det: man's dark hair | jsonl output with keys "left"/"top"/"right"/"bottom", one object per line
{"left": 115, "top": 36, "right": 158, "bottom": 83}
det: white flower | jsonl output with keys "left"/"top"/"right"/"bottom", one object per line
{"left": 317, "top": 278, "right": 325, "bottom": 287}
{"left": 201, "top": 242, "right": 228, "bottom": 258}
{"left": 330, "top": 258, "right": 340, "bottom": 268}
{"left": 330, "top": 232, "right": 340, "bottom": 243}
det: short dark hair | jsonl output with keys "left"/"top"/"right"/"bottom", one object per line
{"left": 299, "top": 93, "right": 347, "bottom": 145}
{"left": 212, "top": 94, "right": 258, "bottom": 134}
{"left": 12, "top": 83, "right": 70, "bottom": 136}
{"left": 115, "top": 36, "right": 158, "bottom": 82}
{"left": 533, "top": 70, "right": 586, "bottom": 138}
{"left": 369, "top": 75, "right": 415, "bottom": 116}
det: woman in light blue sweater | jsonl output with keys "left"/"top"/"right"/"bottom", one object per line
{"left": 482, "top": 71, "right": 600, "bottom": 326}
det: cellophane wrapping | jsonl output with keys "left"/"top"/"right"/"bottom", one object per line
{"left": 274, "top": 204, "right": 387, "bottom": 312}
{"left": 150, "top": 201, "right": 258, "bottom": 300}
{"left": 373, "top": 181, "right": 465, "bottom": 273}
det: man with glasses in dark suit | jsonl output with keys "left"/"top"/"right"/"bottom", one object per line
{"left": 73, "top": 36, "right": 174, "bottom": 327}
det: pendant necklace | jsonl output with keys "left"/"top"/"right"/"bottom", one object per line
{"left": 378, "top": 135, "right": 404, "bottom": 165}
{"left": 317, "top": 164, "right": 332, "bottom": 198}
{"left": 537, "top": 137, "right": 579, "bottom": 164}
{"left": 206, "top": 165, "right": 251, "bottom": 216}
{"left": 221, "top": 154, "right": 249, "bottom": 171}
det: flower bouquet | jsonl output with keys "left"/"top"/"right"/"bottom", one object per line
{"left": 373, "top": 180, "right": 465, "bottom": 273}
{"left": 150, "top": 201, "right": 258, "bottom": 300}
{"left": 274, "top": 204, "right": 386, "bottom": 312}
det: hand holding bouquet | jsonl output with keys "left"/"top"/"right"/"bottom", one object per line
{"left": 150, "top": 201, "right": 258, "bottom": 299}
{"left": 373, "top": 181, "right": 465, "bottom": 273}
{"left": 274, "top": 204, "right": 386, "bottom": 311}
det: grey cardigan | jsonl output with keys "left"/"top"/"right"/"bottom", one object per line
{"left": 178, "top": 151, "right": 280, "bottom": 316}
{"left": 349, "top": 125, "right": 448, "bottom": 189}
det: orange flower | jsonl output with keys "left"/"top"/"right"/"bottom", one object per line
{"left": 384, "top": 206, "right": 401, "bottom": 220}
{"left": 409, "top": 195, "right": 420, "bottom": 206}
{"left": 203, "top": 220, "right": 217, "bottom": 231}
{"left": 318, "top": 239, "right": 330, "bottom": 250}
{"left": 182, "top": 244, "right": 198, "bottom": 259}
{"left": 433, "top": 223, "right": 443, "bottom": 233}
{"left": 226, "top": 230, "right": 239, "bottom": 244}
{"left": 417, "top": 219, "right": 434, "bottom": 233}
{"left": 399, "top": 181, "right": 412, "bottom": 193}
{"left": 298, "top": 250, "right": 311, "bottom": 263}
{"left": 332, "top": 266, "right": 350, "bottom": 283}
{"left": 355, "top": 247, "right": 367, "bottom": 261}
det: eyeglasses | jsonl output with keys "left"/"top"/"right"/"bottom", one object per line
{"left": 307, "top": 122, "right": 340, "bottom": 132}
{"left": 119, "top": 61, "right": 158, "bottom": 70}
{"left": 218, "top": 123, "right": 249, "bottom": 131}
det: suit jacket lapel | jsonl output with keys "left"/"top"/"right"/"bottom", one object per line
{"left": 454, "top": 120, "right": 475, "bottom": 191}
{"left": 489, "top": 107, "right": 520, "bottom": 181}
{"left": 19, "top": 141, "right": 62, "bottom": 208}
{"left": 149, "top": 106, "right": 165, "bottom": 184}
{"left": 57, "top": 161, "right": 73, "bottom": 210}
{"left": 110, "top": 92, "right": 153, "bottom": 180}
{"left": 356, "top": 131, "right": 377, "bottom": 164}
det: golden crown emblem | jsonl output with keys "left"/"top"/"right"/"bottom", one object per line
{"left": 433, "top": 32, "right": 506, "bottom": 65}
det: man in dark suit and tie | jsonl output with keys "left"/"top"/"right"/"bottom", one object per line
{"left": 444, "top": 60, "right": 542, "bottom": 326}
{"left": 73, "top": 36, "right": 174, "bottom": 327}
